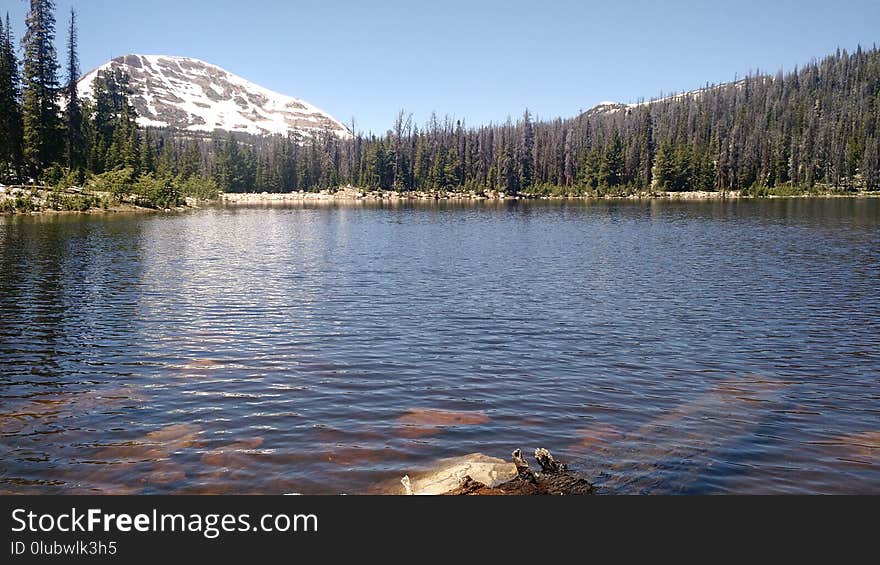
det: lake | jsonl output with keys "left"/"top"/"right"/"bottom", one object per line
{"left": 1, "top": 198, "right": 878, "bottom": 494}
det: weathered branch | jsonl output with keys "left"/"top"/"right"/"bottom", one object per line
{"left": 511, "top": 449, "right": 536, "bottom": 481}
{"left": 443, "top": 448, "right": 595, "bottom": 495}
{"left": 401, "top": 475, "right": 414, "bottom": 496}
{"left": 534, "top": 448, "right": 567, "bottom": 474}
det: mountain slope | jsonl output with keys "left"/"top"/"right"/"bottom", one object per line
{"left": 78, "top": 54, "right": 351, "bottom": 139}
{"left": 583, "top": 80, "right": 750, "bottom": 117}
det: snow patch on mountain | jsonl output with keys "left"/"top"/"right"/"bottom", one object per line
{"left": 585, "top": 79, "right": 751, "bottom": 117}
{"left": 78, "top": 54, "right": 351, "bottom": 139}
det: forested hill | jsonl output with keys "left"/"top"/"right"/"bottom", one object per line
{"left": 203, "top": 45, "right": 879, "bottom": 195}
{"left": 562, "top": 45, "right": 880, "bottom": 193}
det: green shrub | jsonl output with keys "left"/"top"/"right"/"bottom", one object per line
{"left": 13, "top": 195, "right": 35, "bottom": 212}
{"left": 54, "top": 169, "right": 85, "bottom": 191}
{"left": 134, "top": 173, "right": 181, "bottom": 209}
{"left": 44, "top": 188, "right": 101, "bottom": 212}
{"left": 90, "top": 168, "right": 136, "bottom": 198}
{"left": 596, "top": 184, "right": 636, "bottom": 197}
{"left": 42, "top": 164, "right": 66, "bottom": 186}
{"left": 64, "top": 194, "right": 101, "bottom": 211}
{"left": 742, "top": 184, "right": 810, "bottom": 197}
{"left": 178, "top": 175, "right": 220, "bottom": 200}
{"left": 45, "top": 188, "right": 63, "bottom": 210}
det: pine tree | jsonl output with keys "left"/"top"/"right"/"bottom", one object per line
{"left": 241, "top": 145, "right": 257, "bottom": 191}
{"left": 89, "top": 68, "right": 137, "bottom": 172}
{"left": 577, "top": 147, "right": 601, "bottom": 190}
{"left": 413, "top": 134, "right": 428, "bottom": 190}
{"left": 122, "top": 109, "right": 139, "bottom": 170}
{"left": 862, "top": 136, "right": 878, "bottom": 191}
{"left": 0, "top": 14, "right": 24, "bottom": 182}
{"left": 178, "top": 141, "right": 201, "bottom": 180}
{"left": 652, "top": 140, "right": 674, "bottom": 190}
{"left": 22, "top": 0, "right": 62, "bottom": 179}
{"left": 599, "top": 129, "right": 624, "bottom": 188}
{"left": 63, "top": 8, "right": 84, "bottom": 172}
{"left": 138, "top": 128, "right": 155, "bottom": 174}
{"left": 845, "top": 132, "right": 861, "bottom": 189}
{"left": 640, "top": 111, "right": 654, "bottom": 189}
{"left": 373, "top": 140, "right": 390, "bottom": 189}
{"left": 516, "top": 109, "right": 534, "bottom": 193}
{"left": 499, "top": 143, "right": 515, "bottom": 194}
{"left": 156, "top": 138, "right": 175, "bottom": 178}
{"left": 216, "top": 133, "right": 252, "bottom": 192}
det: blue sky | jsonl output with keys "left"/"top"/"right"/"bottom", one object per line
{"left": 4, "top": 0, "right": 879, "bottom": 134}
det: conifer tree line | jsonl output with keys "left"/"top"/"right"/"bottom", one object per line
{"left": 1, "top": 0, "right": 878, "bottom": 197}
{"left": 178, "top": 45, "right": 879, "bottom": 195}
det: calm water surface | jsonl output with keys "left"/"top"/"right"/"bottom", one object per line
{"left": 1, "top": 198, "right": 878, "bottom": 494}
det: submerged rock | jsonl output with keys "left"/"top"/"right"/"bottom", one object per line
{"left": 396, "top": 408, "right": 490, "bottom": 438}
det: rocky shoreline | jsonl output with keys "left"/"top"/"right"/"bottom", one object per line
{"left": 0, "top": 185, "right": 203, "bottom": 216}
{"left": 220, "top": 187, "right": 880, "bottom": 204}
{"left": 5, "top": 184, "right": 879, "bottom": 215}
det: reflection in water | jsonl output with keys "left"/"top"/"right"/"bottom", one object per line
{"left": 1, "top": 200, "right": 879, "bottom": 494}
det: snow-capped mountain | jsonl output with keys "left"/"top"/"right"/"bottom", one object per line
{"left": 78, "top": 54, "right": 351, "bottom": 139}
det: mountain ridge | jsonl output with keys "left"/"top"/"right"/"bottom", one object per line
{"left": 77, "top": 54, "right": 351, "bottom": 139}
{"left": 583, "top": 79, "right": 752, "bottom": 117}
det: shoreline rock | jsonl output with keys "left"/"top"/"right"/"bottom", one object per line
{"left": 219, "top": 187, "right": 880, "bottom": 205}
{"left": 397, "top": 448, "right": 596, "bottom": 496}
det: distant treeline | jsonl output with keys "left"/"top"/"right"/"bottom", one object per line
{"left": 2, "top": 1, "right": 878, "bottom": 198}
{"left": 161, "top": 44, "right": 880, "bottom": 196}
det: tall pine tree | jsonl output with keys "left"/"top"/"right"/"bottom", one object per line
{"left": 21, "top": 0, "right": 62, "bottom": 179}
{"left": 89, "top": 68, "right": 137, "bottom": 172}
{"left": 0, "top": 14, "right": 24, "bottom": 182}
{"left": 516, "top": 109, "right": 534, "bottom": 193}
{"left": 64, "top": 8, "right": 84, "bottom": 173}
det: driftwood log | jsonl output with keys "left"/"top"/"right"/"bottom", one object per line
{"left": 430, "top": 448, "right": 595, "bottom": 495}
